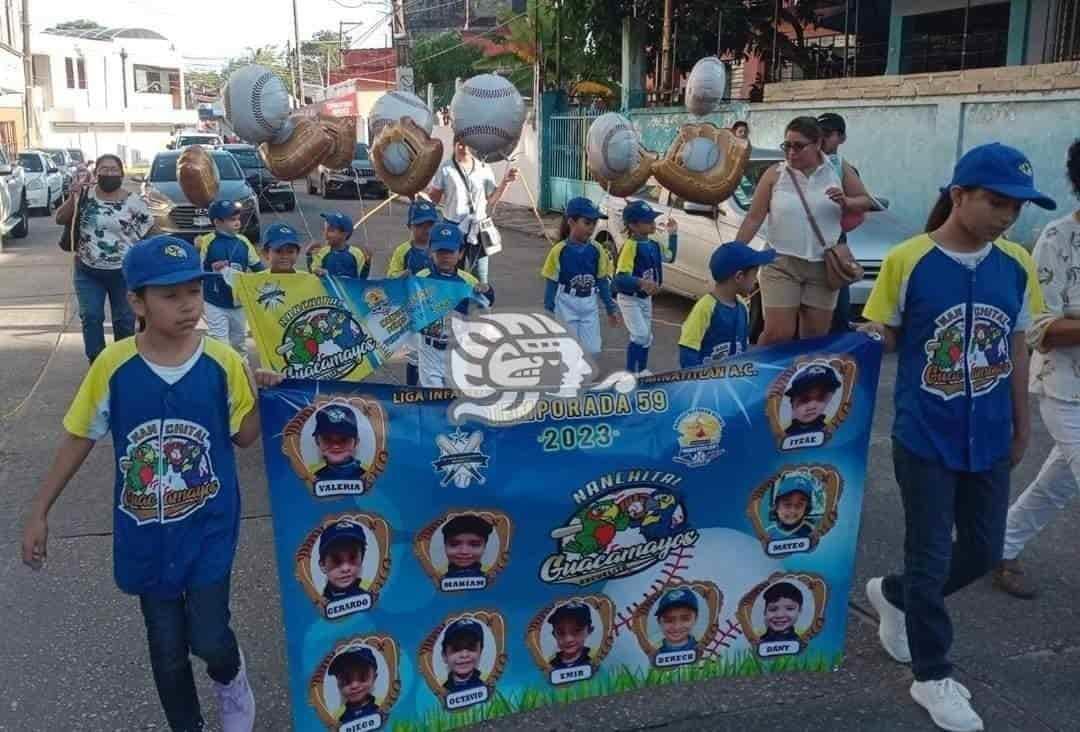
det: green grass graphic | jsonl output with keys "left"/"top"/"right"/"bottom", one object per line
{"left": 389, "top": 652, "right": 843, "bottom": 731}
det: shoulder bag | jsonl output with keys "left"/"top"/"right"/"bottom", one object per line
{"left": 785, "top": 166, "right": 863, "bottom": 290}
{"left": 451, "top": 157, "right": 502, "bottom": 271}
{"left": 57, "top": 188, "right": 88, "bottom": 252}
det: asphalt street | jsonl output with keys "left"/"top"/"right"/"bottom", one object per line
{"left": 0, "top": 190, "right": 1077, "bottom": 731}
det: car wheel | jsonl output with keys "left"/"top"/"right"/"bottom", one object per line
{"left": 10, "top": 194, "right": 29, "bottom": 238}
{"left": 320, "top": 176, "right": 330, "bottom": 199}
{"left": 283, "top": 195, "right": 296, "bottom": 212}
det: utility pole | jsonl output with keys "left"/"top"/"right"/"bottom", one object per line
{"left": 20, "top": 0, "right": 30, "bottom": 148}
{"left": 292, "top": 0, "right": 305, "bottom": 105}
{"left": 391, "top": 0, "right": 413, "bottom": 92}
{"left": 660, "top": 0, "right": 673, "bottom": 99}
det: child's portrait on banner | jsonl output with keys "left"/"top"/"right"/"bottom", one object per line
{"left": 418, "top": 612, "right": 508, "bottom": 711}
{"left": 766, "top": 357, "right": 857, "bottom": 451}
{"left": 295, "top": 513, "right": 391, "bottom": 620}
{"left": 525, "top": 596, "right": 615, "bottom": 685}
{"left": 630, "top": 582, "right": 722, "bottom": 668}
{"left": 737, "top": 573, "right": 828, "bottom": 659}
{"left": 413, "top": 510, "right": 513, "bottom": 592}
{"left": 282, "top": 397, "right": 389, "bottom": 497}
{"left": 746, "top": 465, "right": 844, "bottom": 556}
{"left": 309, "top": 636, "right": 400, "bottom": 731}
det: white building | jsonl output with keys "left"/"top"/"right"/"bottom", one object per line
{"left": 0, "top": 2, "right": 26, "bottom": 159}
{"left": 30, "top": 27, "right": 196, "bottom": 166}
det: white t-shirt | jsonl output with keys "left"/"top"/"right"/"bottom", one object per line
{"left": 431, "top": 157, "right": 496, "bottom": 241}
{"left": 1030, "top": 214, "right": 1080, "bottom": 401}
{"left": 767, "top": 158, "right": 843, "bottom": 262}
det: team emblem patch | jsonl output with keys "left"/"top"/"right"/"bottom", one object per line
{"left": 432, "top": 429, "right": 490, "bottom": 488}
{"left": 163, "top": 244, "right": 188, "bottom": 258}
{"left": 672, "top": 409, "right": 724, "bottom": 467}
{"left": 922, "top": 303, "right": 1012, "bottom": 400}
{"left": 276, "top": 298, "right": 378, "bottom": 380}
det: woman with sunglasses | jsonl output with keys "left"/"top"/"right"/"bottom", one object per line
{"left": 734, "top": 116, "right": 873, "bottom": 345}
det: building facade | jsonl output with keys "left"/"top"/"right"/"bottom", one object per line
{"left": 30, "top": 27, "right": 196, "bottom": 167}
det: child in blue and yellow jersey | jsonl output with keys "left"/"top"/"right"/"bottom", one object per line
{"left": 679, "top": 242, "right": 775, "bottom": 368}
{"left": 614, "top": 199, "right": 678, "bottom": 374}
{"left": 310, "top": 211, "right": 372, "bottom": 279}
{"left": 541, "top": 197, "right": 619, "bottom": 354}
{"left": 22, "top": 235, "right": 284, "bottom": 732}
{"left": 387, "top": 199, "right": 440, "bottom": 386}
{"left": 196, "top": 199, "right": 264, "bottom": 356}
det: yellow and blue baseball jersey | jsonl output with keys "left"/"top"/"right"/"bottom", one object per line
{"left": 615, "top": 234, "right": 677, "bottom": 296}
{"left": 63, "top": 337, "right": 255, "bottom": 597}
{"left": 863, "top": 233, "right": 1043, "bottom": 472}
{"left": 195, "top": 231, "right": 264, "bottom": 309}
{"left": 416, "top": 267, "right": 491, "bottom": 344}
{"left": 387, "top": 239, "right": 433, "bottom": 277}
{"left": 541, "top": 239, "right": 613, "bottom": 292}
{"left": 678, "top": 294, "right": 749, "bottom": 368}
{"left": 312, "top": 245, "right": 368, "bottom": 279}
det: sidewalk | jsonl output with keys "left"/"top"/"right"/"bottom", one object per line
{"left": 0, "top": 195, "right": 1077, "bottom": 731}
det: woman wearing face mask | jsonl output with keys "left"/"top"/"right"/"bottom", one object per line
{"left": 56, "top": 154, "right": 154, "bottom": 363}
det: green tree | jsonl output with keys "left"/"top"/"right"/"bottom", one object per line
{"left": 413, "top": 31, "right": 486, "bottom": 109}
{"left": 302, "top": 30, "right": 344, "bottom": 89}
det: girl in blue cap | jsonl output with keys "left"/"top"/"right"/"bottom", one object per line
{"left": 22, "top": 235, "right": 283, "bottom": 732}
{"left": 542, "top": 197, "right": 619, "bottom": 356}
{"left": 614, "top": 200, "right": 678, "bottom": 374}
{"left": 861, "top": 142, "right": 1054, "bottom": 732}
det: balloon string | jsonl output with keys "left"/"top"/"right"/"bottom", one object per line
{"left": 514, "top": 172, "right": 554, "bottom": 247}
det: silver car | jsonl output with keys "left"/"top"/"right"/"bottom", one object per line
{"left": 599, "top": 148, "right": 917, "bottom": 314}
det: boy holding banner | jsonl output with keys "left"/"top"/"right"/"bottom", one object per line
{"left": 388, "top": 200, "right": 440, "bottom": 386}
{"left": 860, "top": 143, "right": 1053, "bottom": 732}
{"left": 21, "top": 235, "right": 284, "bottom": 732}
{"left": 309, "top": 211, "right": 372, "bottom": 279}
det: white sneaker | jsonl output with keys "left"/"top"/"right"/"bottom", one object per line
{"left": 866, "top": 576, "right": 911, "bottom": 663}
{"left": 910, "top": 678, "right": 983, "bottom": 731}
{"left": 214, "top": 650, "right": 256, "bottom": 732}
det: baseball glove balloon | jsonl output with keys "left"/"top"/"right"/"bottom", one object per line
{"left": 371, "top": 117, "right": 444, "bottom": 197}
{"left": 259, "top": 116, "right": 334, "bottom": 181}
{"left": 176, "top": 145, "right": 219, "bottom": 208}
{"left": 320, "top": 116, "right": 357, "bottom": 170}
{"left": 652, "top": 123, "right": 750, "bottom": 205}
{"left": 595, "top": 145, "right": 658, "bottom": 198}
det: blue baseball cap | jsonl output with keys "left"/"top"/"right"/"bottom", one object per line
{"left": 709, "top": 241, "right": 776, "bottom": 282}
{"left": 623, "top": 199, "right": 662, "bottom": 225}
{"left": 565, "top": 196, "right": 606, "bottom": 221}
{"left": 319, "top": 518, "right": 367, "bottom": 561}
{"left": 655, "top": 587, "right": 699, "bottom": 617}
{"left": 549, "top": 601, "right": 592, "bottom": 627}
{"left": 774, "top": 472, "right": 816, "bottom": 501}
{"left": 320, "top": 211, "right": 354, "bottom": 237}
{"left": 430, "top": 223, "right": 463, "bottom": 252}
{"left": 329, "top": 646, "right": 377, "bottom": 677}
{"left": 408, "top": 199, "right": 440, "bottom": 226}
{"left": 208, "top": 199, "right": 243, "bottom": 220}
{"left": 314, "top": 405, "right": 359, "bottom": 438}
{"left": 123, "top": 235, "right": 209, "bottom": 289}
{"left": 785, "top": 364, "right": 842, "bottom": 397}
{"left": 944, "top": 143, "right": 1057, "bottom": 210}
{"left": 444, "top": 618, "right": 484, "bottom": 648}
{"left": 263, "top": 222, "right": 301, "bottom": 250}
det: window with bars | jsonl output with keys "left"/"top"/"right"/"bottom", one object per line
{"left": 1049, "top": 0, "right": 1079, "bottom": 62}
{"left": 64, "top": 57, "right": 87, "bottom": 89}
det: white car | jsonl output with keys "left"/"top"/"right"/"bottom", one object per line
{"left": 19, "top": 151, "right": 63, "bottom": 215}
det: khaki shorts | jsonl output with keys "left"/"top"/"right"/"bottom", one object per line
{"left": 759, "top": 254, "right": 839, "bottom": 311}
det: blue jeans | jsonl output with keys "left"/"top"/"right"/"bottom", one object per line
{"left": 881, "top": 440, "right": 1011, "bottom": 681}
{"left": 139, "top": 575, "right": 241, "bottom": 732}
{"left": 74, "top": 261, "right": 135, "bottom": 362}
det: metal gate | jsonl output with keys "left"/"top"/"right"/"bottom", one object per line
{"left": 542, "top": 112, "right": 606, "bottom": 212}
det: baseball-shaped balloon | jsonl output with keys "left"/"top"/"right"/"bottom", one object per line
{"left": 381, "top": 140, "right": 413, "bottom": 176}
{"left": 451, "top": 74, "right": 526, "bottom": 161}
{"left": 223, "top": 64, "right": 296, "bottom": 145}
{"left": 369, "top": 90, "right": 434, "bottom": 141}
{"left": 587, "top": 112, "right": 641, "bottom": 181}
{"left": 679, "top": 136, "right": 722, "bottom": 173}
{"left": 685, "top": 57, "right": 728, "bottom": 116}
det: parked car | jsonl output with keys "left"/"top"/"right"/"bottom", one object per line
{"left": 0, "top": 147, "right": 28, "bottom": 240}
{"left": 305, "top": 142, "right": 386, "bottom": 199}
{"left": 599, "top": 148, "right": 916, "bottom": 323}
{"left": 18, "top": 150, "right": 63, "bottom": 215}
{"left": 40, "top": 148, "right": 76, "bottom": 194}
{"left": 220, "top": 143, "right": 296, "bottom": 212}
{"left": 138, "top": 150, "right": 260, "bottom": 243}
{"left": 66, "top": 148, "right": 86, "bottom": 166}
{"left": 167, "top": 131, "right": 223, "bottom": 150}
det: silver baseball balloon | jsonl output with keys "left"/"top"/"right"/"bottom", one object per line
{"left": 685, "top": 57, "right": 728, "bottom": 117}
{"left": 586, "top": 112, "right": 641, "bottom": 181}
{"left": 223, "top": 64, "right": 295, "bottom": 145}
{"left": 451, "top": 74, "right": 526, "bottom": 162}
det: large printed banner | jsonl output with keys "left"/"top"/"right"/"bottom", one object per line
{"left": 259, "top": 332, "right": 882, "bottom": 731}
{"left": 233, "top": 273, "right": 474, "bottom": 382}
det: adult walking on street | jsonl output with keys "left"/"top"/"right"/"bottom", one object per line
{"left": 817, "top": 112, "right": 856, "bottom": 335}
{"left": 735, "top": 116, "right": 873, "bottom": 345}
{"left": 56, "top": 154, "right": 153, "bottom": 363}
{"left": 427, "top": 139, "right": 518, "bottom": 284}
{"left": 995, "top": 139, "right": 1080, "bottom": 599}
{"left": 861, "top": 143, "right": 1055, "bottom": 732}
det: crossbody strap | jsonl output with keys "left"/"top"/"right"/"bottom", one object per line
{"left": 785, "top": 166, "right": 831, "bottom": 251}
{"left": 451, "top": 156, "right": 477, "bottom": 216}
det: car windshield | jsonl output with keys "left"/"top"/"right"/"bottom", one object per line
{"left": 18, "top": 154, "right": 42, "bottom": 172}
{"left": 67, "top": 150, "right": 85, "bottom": 163}
{"left": 179, "top": 136, "right": 219, "bottom": 147}
{"left": 150, "top": 153, "right": 242, "bottom": 182}
{"left": 228, "top": 149, "right": 263, "bottom": 169}
{"left": 730, "top": 160, "right": 775, "bottom": 211}
{"left": 44, "top": 151, "right": 65, "bottom": 166}
{"left": 354, "top": 143, "right": 369, "bottom": 161}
